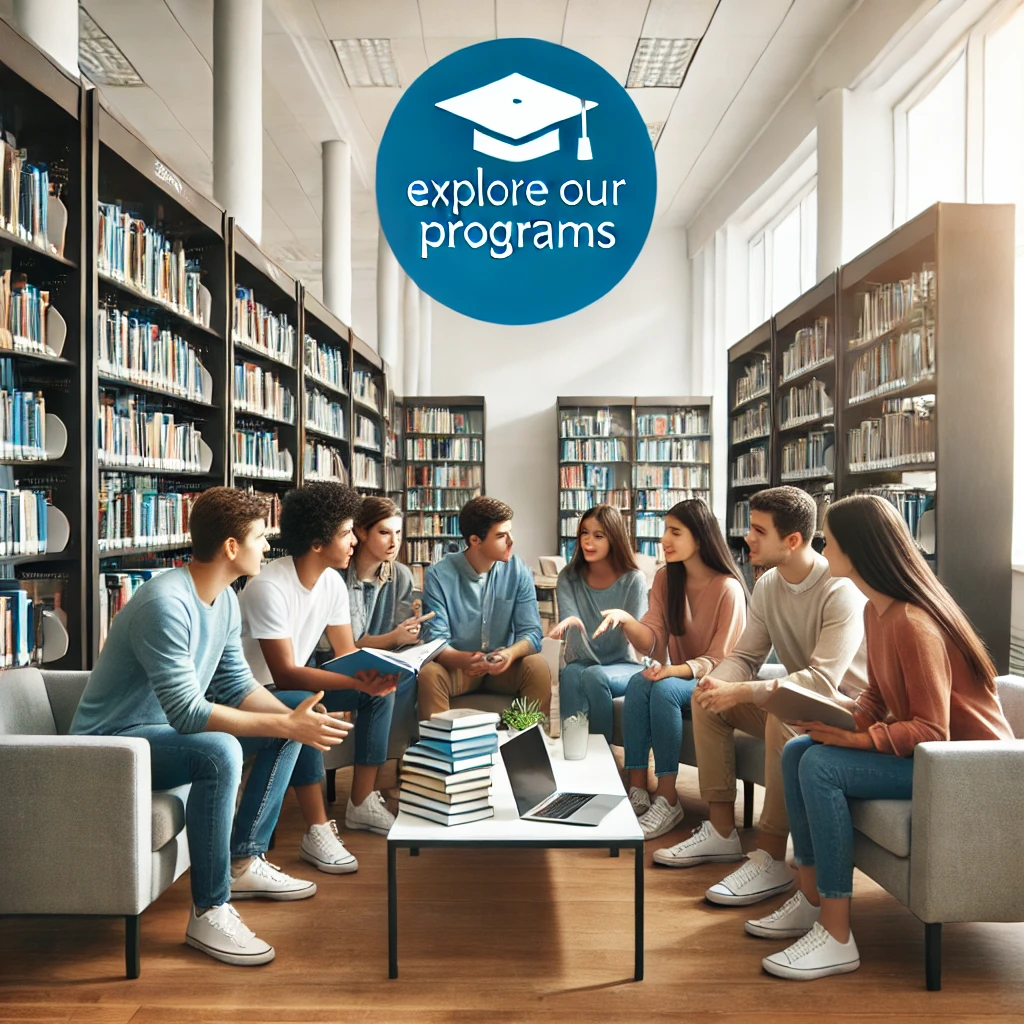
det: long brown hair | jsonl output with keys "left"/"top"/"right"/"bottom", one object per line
{"left": 664, "top": 499, "right": 749, "bottom": 637}
{"left": 356, "top": 496, "right": 401, "bottom": 532}
{"left": 825, "top": 495, "right": 996, "bottom": 683}
{"left": 566, "top": 504, "right": 638, "bottom": 579}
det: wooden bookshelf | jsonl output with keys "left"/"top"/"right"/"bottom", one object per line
{"left": 349, "top": 334, "right": 384, "bottom": 493}
{"left": 403, "top": 396, "right": 486, "bottom": 589}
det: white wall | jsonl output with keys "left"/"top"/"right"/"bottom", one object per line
{"left": 430, "top": 225, "right": 692, "bottom": 570}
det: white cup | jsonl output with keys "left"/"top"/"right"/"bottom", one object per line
{"left": 561, "top": 713, "right": 590, "bottom": 760}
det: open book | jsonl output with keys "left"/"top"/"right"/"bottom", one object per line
{"left": 761, "top": 680, "right": 857, "bottom": 731}
{"left": 322, "top": 638, "right": 446, "bottom": 683}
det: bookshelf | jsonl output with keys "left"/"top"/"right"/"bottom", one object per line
{"left": 350, "top": 334, "right": 384, "bottom": 493}
{"left": 557, "top": 397, "right": 713, "bottom": 562}
{"left": 403, "top": 396, "right": 486, "bottom": 589}
{"left": 384, "top": 379, "right": 404, "bottom": 505}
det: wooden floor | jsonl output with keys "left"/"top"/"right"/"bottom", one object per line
{"left": 2, "top": 763, "right": 1023, "bottom": 1024}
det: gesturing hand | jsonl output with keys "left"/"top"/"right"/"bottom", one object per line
{"left": 286, "top": 691, "right": 353, "bottom": 751}
{"left": 391, "top": 617, "right": 424, "bottom": 647}
{"left": 594, "top": 608, "right": 633, "bottom": 638}
{"left": 354, "top": 670, "right": 400, "bottom": 697}
{"left": 548, "top": 616, "right": 585, "bottom": 640}
{"left": 793, "top": 721, "right": 874, "bottom": 749}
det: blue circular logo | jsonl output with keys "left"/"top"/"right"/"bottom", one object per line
{"left": 376, "top": 39, "right": 657, "bottom": 326}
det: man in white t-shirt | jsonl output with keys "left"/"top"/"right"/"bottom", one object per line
{"left": 239, "top": 483, "right": 399, "bottom": 874}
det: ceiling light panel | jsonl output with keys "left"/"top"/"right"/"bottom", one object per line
{"left": 646, "top": 121, "right": 665, "bottom": 147}
{"left": 332, "top": 39, "right": 401, "bottom": 88}
{"left": 627, "top": 38, "right": 699, "bottom": 89}
{"left": 78, "top": 8, "right": 144, "bottom": 87}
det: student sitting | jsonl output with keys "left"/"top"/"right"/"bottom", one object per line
{"left": 239, "top": 483, "right": 400, "bottom": 869}
{"left": 71, "top": 488, "right": 348, "bottom": 966}
{"left": 757, "top": 495, "right": 1014, "bottom": 980}
{"left": 418, "top": 496, "right": 551, "bottom": 721}
{"left": 549, "top": 504, "right": 648, "bottom": 742}
{"left": 658, "top": 487, "right": 868, "bottom": 912}
{"left": 595, "top": 499, "right": 747, "bottom": 840}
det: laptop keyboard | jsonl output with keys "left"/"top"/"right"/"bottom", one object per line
{"left": 535, "top": 792, "right": 594, "bottom": 819}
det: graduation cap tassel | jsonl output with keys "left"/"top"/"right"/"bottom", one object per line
{"left": 578, "top": 99, "right": 593, "bottom": 161}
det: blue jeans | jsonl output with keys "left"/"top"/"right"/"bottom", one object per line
{"left": 559, "top": 661, "right": 639, "bottom": 742}
{"left": 122, "top": 724, "right": 300, "bottom": 909}
{"left": 622, "top": 672, "right": 696, "bottom": 777}
{"left": 782, "top": 735, "right": 915, "bottom": 899}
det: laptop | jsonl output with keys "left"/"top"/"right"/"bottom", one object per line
{"left": 499, "top": 725, "right": 624, "bottom": 827}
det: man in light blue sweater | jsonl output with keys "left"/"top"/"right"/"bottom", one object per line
{"left": 73, "top": 488, "right": 350, "bottom": 967}
{"left": 418, "top": 496, "right": 550, "bottom": 720}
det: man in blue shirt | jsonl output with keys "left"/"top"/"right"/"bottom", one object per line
{"left": 419, "top": 496, "right": 550, "bottom": 720}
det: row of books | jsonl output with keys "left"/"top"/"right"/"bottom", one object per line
{"left": 851, "top": 265, "right": 935, "bottom": 346}
{"left": 560, "top": 538, "right": 577, "bottom": 560}
{"left": 406, "top": 464, "right": 482, "bottom": 488}
{"left": 780, "top": 430, "right": 834, "bottom": 480}
{"left": 1, "top": 140, "right": 52, "bottom": 254}
{"left": 0, "top": 583, "right": 40, "bottom": 667}
{"left": 406, "top": 538, "right": 462, "bottom": 564}
{"left": 98, "top": 394, "right": 203, "bottom": 472}
{"left": 637, "top": 410, "right": 709, "bottom": 436}
{"left": 352, "top": 368, "right": 381, "bottom": 412}
{"left": 405, "top": 487, "right": 481, "bottom": 511}
{"left": 352, "top": 450, "right": 382, "bottom": 489}
{"left": 405, "top": 437, "right": 483, "bottom": 461}
{"left": 730, "top": 499, "right": 750, "bottom": 536}
{"left": 405, "top": 512, "right": 460, "bottom": 536}
{"left": 636, "top": 513, "right": 667, "bottom": 538}
{"left": 305, "top": 389, "right": 347, "bottom": 440}
{"left": 560, "top": 488, "right": 631, "bottom": 511}
{"left": 732, "top": 400, "right": 770, "bottom": 444}
{"left": 634, "top": 465, "right": 710, "bottom": 490}
{"left": 734, "top": 354, "right": 770, "bottom": 408}
{"left": 233, "top": 362, "right": 295, "bottom": 423}
{"left": 98, "top": 303, "right": 209, "bottom": 402}
{"left": 559, "top": 410, "right": 616, "bottom": 438}
{"left": 559, "top": 464, "right": 618, "bottom": 489}
{"left": 780, "top": 378, "right": 833, "bottom": 429}
{"left": 846, "top": 326, "right": 935, "bottom": 404}
{"left": 846, "top": 397, "right": 935, "bottom": 473}
{"left": 386, "top": 463, "right": 403, "bottom": 493}
{"left": 304, "top": 335, "right": 346, "bottom": 394}
{"left": 97, "top": 203, "right": 204, "bottom": 324}
{"left": 732, "top": 445, "right": 769, "bottom": 486}
{"left": 98, "top": 485, "right": 197, "bottom": 551}
{"left": 0, "top": 358, "right": 47, "bottom": 460}
{"left": 781, "top": 317, "right": 833, "bottom": 382}
{"left": 561, "top": 438, "right": 628, "bottom": 462}
{"left": 560, "top": 515, "right": 582, "bottom": 538}
{"left": 233, "top": 427, "right": 292, "bottom": 480}
{"left": 636, "top": 487, "right": 709, "bottom": 509}
{"left": 406, "top": 407, "right": 480, "bottom": 434}
{"left": 99, "top": 568, "right": 172, "bottom": 649}
{"left": 243, "top": 488, "right": 282, "bottom": 535}
{"left": 636, "top": 539, "right": 665, "bottom": 559}
{"left": 355, "top": 414, "right": 381, "bottom": 450}
{"left": 856, "top": 484, "right": 932, "bottom": 540}
{"left": 0, "top": 271, "right": 51, "bottom": 355}
{"left": 233, "top": 287, "right": 295, "bottom": 365}
{"left": 304, "top": 441, "right": 348, "bottom": 484}
{"left": 634, "top": 438, "right": 710, "bottom": 463}
{"left": 0, "top": 488, "right": 49, "bottom": 555}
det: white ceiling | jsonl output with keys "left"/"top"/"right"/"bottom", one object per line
{"left": 13, "top": 1, "right": 859, "bottom": 294}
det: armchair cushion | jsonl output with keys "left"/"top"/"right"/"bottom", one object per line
{"left": 151, "top": 785, "right": 188, "bottom": 852}
{"left": 850, "top": 798, "right": 912, "bottom": 858}
{"left": 0, "top": 667, "right": 56, "bottom": 736}
{"left": 41, "top": 670, "right": 92, "bottom": 735}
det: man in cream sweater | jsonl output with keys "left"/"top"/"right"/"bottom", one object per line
{"left": 654, "top": 487, "right": 867, "bottom": 920}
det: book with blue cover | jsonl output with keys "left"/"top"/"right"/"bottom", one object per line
{"left": 321, "top": 637, "right": 445, "bottom": 684}
{"left": 418, "top": 734, "right": 498, "bottom": 757}
{"left": 403, "top": 743, "right": 495, "bottom": 774}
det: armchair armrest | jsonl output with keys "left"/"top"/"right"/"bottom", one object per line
{"left": 909, "top": 739, "right": 1024, "bottom": 923}
{"left": 0, "top": 735, "right": 154, "bottom": 916}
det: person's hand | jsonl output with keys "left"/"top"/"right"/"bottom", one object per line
{"left": 594, "top": 608, "right": 634, "bottom": 638}
{"left": 390, "top": 617, "right": 424, "bottom": 647}
{"left": 469, "top": 650, "right": 509, "bottom": 677}
{"left": 642, "top": 661, "right": 678, "bottom": 682}
{"left": 794, "top": 721, "right": 874, "bottom": 749}
{"left": 548, "top": 616, "right": 585, "bottom": 640}
{"left": 693, "top": 678, "right": 752, "bottom": 714}
{"left": 353, "top": 670, "right": 400, "bottom": 697}
{"left": 462, "top": 651, "right": 488, "bottom": 677}
{"left": 284, "top": 691, "right": 353, "bottom": 751}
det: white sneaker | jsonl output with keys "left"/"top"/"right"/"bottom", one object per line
{"left": 745, "top": 891, "right": 821, "bottom": 939}
{"left": 300, "top": 820, "right": 359, "bottom": 874}
{"left": 184, "top": 904, "right": 275, "bottom": 966}
{"left": 230, "top": 855, "right": 317, "bottom": 901}
{"left": 638, "top": 796, "right": 684, "bottom": 839}
{"left": 762, "top": 922, "right": 860, "bottom": 980}
{"left": 706, "top": 848, "right": 794, "bottom": 906}
{"left": 652, "top": 819, "right": 744, "bottom": 868}
{"left": 345, "top": 791, "right": 396, "bottom": 836}
{"left": 629, "top": 786, "right": 651, "bottom": 816}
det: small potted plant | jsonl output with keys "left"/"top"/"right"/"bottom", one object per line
{"left": 501, "top": 696, "right": 547, "bottom": 738}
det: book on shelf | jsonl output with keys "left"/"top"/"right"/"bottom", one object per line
{"left": 233, "top": 362, "right": 295, "bottom": 423}
{"left": 846, "top": 397, "right": 934, "bottom": 472}
{"left": 636, "top": 408, "right": 710, "bottom": 436}
{"left": 851, "top": 266, "right": 935, "bottom": 346}
{"left": 234, "top": 427, "right": 292, "bottom": 480}
{"left": 781, "top": 317, "right": 833, "bottom": 381}
{"left": 305, "top": 389, "right": 347, "bottom": 440}
{"left": 0, "top": 270, "right": 61, "bottom": 358}
{"left": 759, "top": 680, "right": 856, "bottom": 731}
{"left": 407, "top": 538, "right": 463, "bottom": 564}
{"left": 634, "top": 438, "right": 709, "bottom": 462}
{"left": 1, "top": 138, "right": 56, "bottom": 255}
{"left": 99, "top": 567, "right": 173, "bottom": 649}
{"left": 321, "top": 637, "right": 445, "bottom": 685}
{"left": 634, "top": 464, "right": 709, "bottom": 490}
{"left": 405, "top": 487, "right": 480, "bottom": 511}
{"left": 303, "top": 335, "right": 346, "bottom": 393}
{"left": 352, "top": 368, "right": 381, "bottom": 411}
{"left": 406, "top": 406, "right": 481, "bottom": 434}
{"left": 406, "top": 464, "right": 481, "bottom": 488}
{"left": 304, "top": 440, "right": 348, "bottom": 484}
{"left": 97, "top": 478, "right": 198, "bottom": 552}
{"left": 731, "top": 401, "right": 771, "bottom": 443}
{"left": 635, "top": 488, "right": 706, "bottom": 510}
{"left": 355, "top": 413, "right": 381, "bottom": 450}
{"left": 730, "top": 446, "right": 768, "bottom": 486}
{"left": 400, "top": 780, "right": 492, "bottom": 805}
{"left": 780, "top": 431, "right": 833, "bottom": 480}
{"left": 99, "top": 392, "right": 205, "bottom": 472}
{"left": 734, "top": 353, "right": 770, "bottom": 407}
{"left": 0, "top": 487, "right": 49, "bottom": 556}
{"left": 232, "top": 287, "right": 295, "bottom": 364}
{"left": 351, "top": 450, "right": 381, "bottom": 489}
{"left": 560, "top": 488, "right": 631, "bottom": 511}
{"left": 560, "top": 438, "right": 628, "bottom": 462}
{"left": 397, "top": 801, "right": 494, "bottom": 826}
{"left": 0, "top": 357, "right": 48, "bottom": 460}
{"left": 780, "top": 379, "right": 832, "bottom": 428}
{"left": 846, "top": 325, "right": 935, "bottom": 403}
{"left": 405, "top": 436, "right": 483, "bottom": 461}
{"left": 559, "top": 409, "right": 616, "bottom": 437}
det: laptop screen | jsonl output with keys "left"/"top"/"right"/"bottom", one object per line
{"left": 499, "top": 725, "right": 557, "bottom": 816}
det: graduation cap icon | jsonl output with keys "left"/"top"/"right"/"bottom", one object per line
{"left": 435, "top": 73, "right": 598, "bottom": 163}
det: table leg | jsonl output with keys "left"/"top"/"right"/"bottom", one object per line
{"left": 609, "top": 846, "right": 619, "bottom": 857}
{"left": 388, "top": 842, "right": 398, "bottom": 979}
{"left": 634, "top": 843, "right": 644, "bottom": 981}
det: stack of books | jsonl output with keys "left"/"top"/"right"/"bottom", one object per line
{"left": 399, "top": 710, "right": 500, "bottom": 826}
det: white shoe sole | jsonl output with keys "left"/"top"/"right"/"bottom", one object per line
{"left": 706, "top": 878, "right": 794, "bottom": 906}
{"left": 344, "top": 817, "right": 393, "bottom": 836}
{"left": 745, "top": 919, "right": 817, "bottom": 939}
{"left": 300, "top": 848, "right": 359, "bottom": 875}
{"left": 230, "top": 882, "right": 317, "bottom": 901}
{"left": 653, "top": 850, "right": 744, "bottom": 868}
{"left": 762, "top": 955, "right": 860, "bottom": 980}
{"left": 185, "top": 934, "right": 275, "bottom": 966}
{"left": 641, "top": 810, "right": 684, "bottom": 841}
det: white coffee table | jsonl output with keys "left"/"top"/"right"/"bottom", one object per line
{"left": 387, "top": 733, "right": 644, "bottom": 980}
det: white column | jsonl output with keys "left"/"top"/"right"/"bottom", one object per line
{"left": 417, "top": 293, "right": 432, "bottom": 395}
{"left": 213, "top": 0, "right": 262, "bottom": 241}
{"left": 14, "top": 0, "right": 79, "bottom": 77}
{"left": 376, "top": 226, "right": 400, "bottom": 371}
{"left": 321, "top": 140, "right": 352, "bottom": 325}
{"left": 402, "top": 274, "right": 420, "bottom": 398}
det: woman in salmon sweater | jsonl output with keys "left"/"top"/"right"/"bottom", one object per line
{"left": 595, "top": 498, "right": 748, "bottom": 839}
{"left": 755, "top": 494, "right": 1013, "bottom": 981}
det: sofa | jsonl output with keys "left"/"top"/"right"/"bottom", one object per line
{"left": 0, "top": 668, "right": 190, "bottom": 978}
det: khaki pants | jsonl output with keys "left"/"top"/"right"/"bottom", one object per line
{"left": 690, "top": 698, "right": 795, "bottom": 838}
{"left": 417, "top": 654, "right": 552, "bottom": 722}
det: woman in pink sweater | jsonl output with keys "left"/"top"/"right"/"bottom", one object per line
{"left": 754, "top": 494, "right": 1013, "bottom": 982}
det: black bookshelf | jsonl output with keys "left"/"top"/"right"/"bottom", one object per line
{"left": 384, "top": 374, "right": 403, "bottom": 504}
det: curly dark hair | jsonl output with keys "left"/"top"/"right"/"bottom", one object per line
{"left": 190, "top": 487, "right": 269, "bottom": 562}
{"left": 459, "top": 496, "right": 513, "bottom": 542}
{"left": 279, "top": 482, "right": 362, "bottom": 557}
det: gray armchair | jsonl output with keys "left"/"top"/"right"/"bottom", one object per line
{"left": 850, "top": 674, "right": 1024, "bottom": 990}
{"left": 0, "top": 668, "right": 189, "bottom": 978}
